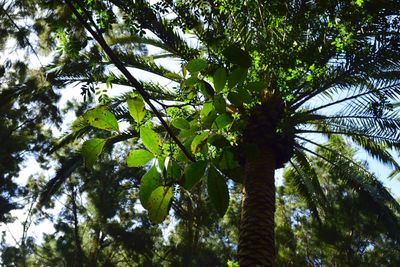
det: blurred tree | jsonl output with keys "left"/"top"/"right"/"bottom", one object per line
{"left": 276, "top": 137, "right": 400, "bottom": 266}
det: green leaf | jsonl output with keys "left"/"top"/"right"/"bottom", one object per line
{"left": 208, "top": 134, "right": 230, "bottom": 148}
{"left": 84, "top": 107, "right": 119, "bottom": 131}
{"left": 81, "top": 138, "right": 106, "bottom": 168}
{"left": 172, "top": 118, "right": 190, "bottom": 130}
{"left": 164, "top": 72, "right": 182, "bottom": 80}
{"left": 182, "top": 161, "right": 207, "bottom": 190}
{"left": 191, "top": 131, "right": 209, "bottom": 154}
{"left": 219, "top": 150, "right": 240, "bottom": 170}
{"left": 186, "top": 58, "right": 208, "bottom": 73}
{"left": 213, "top": 68, "right": 227, "bottom": 93}
{"left": 201, "top": 102, "right": 215, "bottom": 119}
{"left": 223, "top": 45, "right": 252, "bottom": 68}
{"left": 140, "top": 126, "right": 162, "bottom": 155}
{"left": 126, "top": 149, "right": 154, "bottom": 167}
{"left": 157, "top": 155, "right": 167, "bottom": 173}
{"left": 167, "top": 160, "right": 181, "bottom": 181}
{"left": 185, "top": 76, "right": 199, "bottom": 86}
{"left": 127, "top": 95, "right": 146, "bottom": 123}
{"left": 139, "top": 165, "right": 161, "bottom": 209}
{"left": 72, "top": 116, "right": 89, "bottom": 132}
{"left": 238, "top": 87, "right": 253, "bottom": 104}
{"left": 213, "top": 114, "right": 232, "bottom": 130}
{"left": 228, "top": 67, "right": 248, "bottom": 88}
{"left": 147, "top": 186, "right": 173, "bottom": 224}
{"left": 227, "top": 92, "right": 243, "bottom": 106}
{"left": 199, "top": 81, "right": 215, "bottom": 99}
{"left": 213, "top": 94, "right": 226, "bottom": 114}
{"left": 208, "top": 166, "right": 229, "bottom": 217}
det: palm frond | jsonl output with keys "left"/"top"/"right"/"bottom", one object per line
{"left": 305, "top": 80, "right": 400, "bottom": 115}
{"left": 287, "top": 157, "right": 322, "bottom": 222}
{"left": 110, "top": 0, "right": 200, "bottom": 61}
{"left": 294, "top": 140, "right": 400, "bottom": 241}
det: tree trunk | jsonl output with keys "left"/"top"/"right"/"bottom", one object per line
{"left": 238, "top": 149, "right": 276, "bottom": 266}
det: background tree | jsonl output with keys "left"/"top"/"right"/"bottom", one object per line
{"left": 276, "top": 136, "right": 400, "bottom": 266}
{"left": 0, "top": 0, "right": 61, "bottom": 223}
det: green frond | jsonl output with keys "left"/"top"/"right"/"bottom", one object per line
{"left": 112, "top": 0, "right": 200, "bottom": 61}
{"left": 292, "top": 44, "right": 400, "bottom": 110}
{"left": 291, "top": 149, "right": 327, "bottom": 207}
{"left": 108, "top": 34, "right": 175, "bottom": 55}
{"left": 351, "top": 134, "right": 400, "bottom": 170}
{"left": 294, "top": 139, "right": 400, "bottom": 241}
{"left": 304, "top": 80, "right": 400, "bottom": 115}
{"left": 113, "top": 50, "right": 183, "bottom": 83}
{"left": 287, "top": 157, "right": 322, "bottom": 222}
{"left": 300, "top": 119, "right": 400, "bottom": 146}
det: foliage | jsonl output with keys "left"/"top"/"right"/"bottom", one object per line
{"left": 1, "top": 0, "right": 400, "bottom": 266}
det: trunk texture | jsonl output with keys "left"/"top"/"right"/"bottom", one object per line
{"left": 238, "top": 149, "right": 276, "bottom": 267}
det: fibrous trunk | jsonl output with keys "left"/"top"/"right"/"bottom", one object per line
{"left": 238, "top": 149, "right": 276, "bottom": 266}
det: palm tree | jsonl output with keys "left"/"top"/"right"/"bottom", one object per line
{"left": 37, "top": 0, "right": 400, "bottom": 266}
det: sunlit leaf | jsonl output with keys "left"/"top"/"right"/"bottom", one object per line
{"left": 186, "top": 58, "right": 208, "bottom": 73}
{"left": 164, "top": 72, "right": 182, "bottom": 80}
{"left": 201, "top": 102, "right": 215, "bottom": 119}
{"left": 140, "top": 126, "right": 162, "bottom": 155}
{"left": 84, "top": 107, "right": 119, "bottom": 131}
{"left": 213, "top": 114, "right": 232, "bottom": 130}
{"left": 126, "top": 149, "right": 154, "bottom": 167}
{"left": 185, "top": 76, "right": 199, "bottom": 86}
{"left": 127, "top": 95, "right": 146, "bottom": 123}
{"left": 172, "top": 118, "right": 190, "bottom": 130}
{"left": 139, "top": 165, "right": 161, "bottom": 209}
{"left": 191, "top": 131, "right": 209, "bottom": 154}
{"left": 158, "top": 155, "right": 167, "bottom": 173}
{"left": 82, "top": 138, "right": 106, "bottom": 168}
{"left": 147, "top": 186, "right": 173, "bottom": 224}
{"left": 208, "top": 166, "right": 229, "bottom": 217}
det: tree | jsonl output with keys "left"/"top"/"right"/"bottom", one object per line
{"left": 276, "top": 136, "right": 400, "bottom": 266}
{"left": 5, "top": 0, "right": 400, "bottom": 266}
{"left": 0, "top": 0, "right": 61, "bottom": 222}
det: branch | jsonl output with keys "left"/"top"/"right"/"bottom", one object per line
{"left": 64, "top": 0, "right": 195, "bottom": 162}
